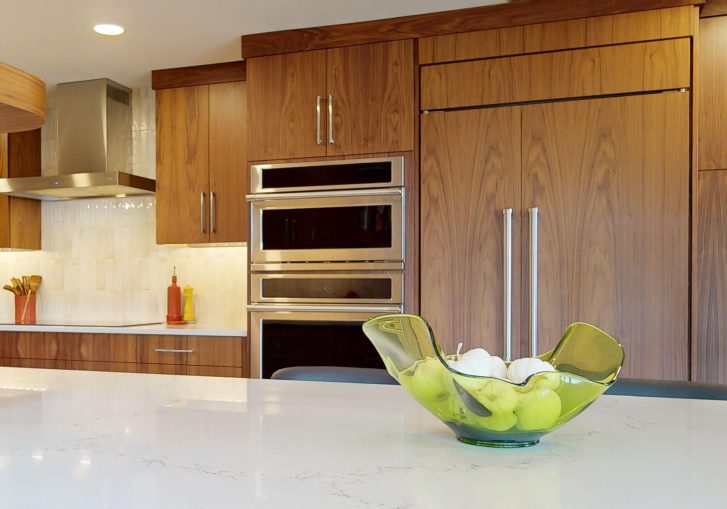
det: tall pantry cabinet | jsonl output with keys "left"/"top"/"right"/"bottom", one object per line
{"left": 420, "top": 7, "right": 695, "bottom": 380}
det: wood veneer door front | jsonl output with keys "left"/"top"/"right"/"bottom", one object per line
{"left": 209, "top": 81, "right": 247, "bottom": 242}
{"left": 696, "top": 170, "right": 727, "bottom": 384}
{"left": 247, "top": 51, "right": 327, "bottom": 161}
{"left": 522, "top": 92, "right": 689, "bottom": 380}
{"left": 156, "top": 85, "right": 210, "bottom": 244}
{"left": 421, "top": 107, "right": 521, "bottom": 357}
{"left": 327, "top": 39, "right": 415, "bottom": 157}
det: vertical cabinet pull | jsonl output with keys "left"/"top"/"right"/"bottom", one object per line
{"left": 316, "top": 96, "right": 323, "bottom": 145}
{"left": 529, "top": 207, "right": 539, "bottom": 356}
{"left": 210, "top": 191, "right": 216, "bottom": 234}
{"left": 328, "top": 94, "right": 335, "bottom": 144}
{"left": 200, "top": 192, "right": 206, "bottom": 234}
{"left": 503, "top": 208, "right": 513, "bottom": 361}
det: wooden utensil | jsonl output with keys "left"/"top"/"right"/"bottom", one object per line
{"left": 3, "top": 284, "right": 18, "bottom": 295}
{"left": 20, "top": 275, "right": 42, "bottom": 324}
{"left": 11, "top": 277, "right": 24, "bottom": 295}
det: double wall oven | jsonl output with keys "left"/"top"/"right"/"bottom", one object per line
{"left": 247, "top": 157, "right": 405, "bottom": 378}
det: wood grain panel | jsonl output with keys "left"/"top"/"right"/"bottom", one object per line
{"left": 138, "top": 335, "right": 190, "bottom": 365}
{"left": 696, "top": 170, "right": 727, "bottom": 383}
{"left": 422, "top": 39, "right": 691, "bottom": 110}
{"left": 0, "top": 129, "right": 41, "bottom": 249}
{"left": 522, "top": 92, "right": 689, "bottom": 380}
{"left": 421, "top": 107, "right": 522, "bottom": 358}
{"left": 186, "top": 366, "right": 244, "bottom": 377}
{"left": 419, "top": 26, "right": 523, "bottom": 65}
{"left": 155, "top": 86, "right": 210, "bottom": 244}
{"left": 698, "top": 16, "right": 727, "bottom": 170}
{"left": 327, "top": 40, "right": 415, "bottom": 156}
{"left": 584, "top": 6, "right": 696, "bottom": 45}
{"left": 523, "top": 19, "right": 587, "bottom": 53}
{"left": 152, "top": 61, "right": 245, "bottom": 90}
{"left": 0, "top": 61, "right": 45, "bottom": 133}
{"left": 187, "top": 336, "right": 244, "bottom": 367}
{"left": 209, "top": 81, "right": 247, "bottom": 242}
{"left": 240, "top": 0, "right": 701, "bottom": 58}
{"left": 247, "top": 51, "right": 327, "bottom": 161}
{"left": 701, "top": 0, "right": 727, "bottom": 17}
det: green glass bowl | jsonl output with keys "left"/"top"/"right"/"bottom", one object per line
{"left": 362, "top": 314, "right": 625, "bottom": 448}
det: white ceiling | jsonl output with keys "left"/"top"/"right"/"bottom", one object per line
{"left": 0, "top": 0, "right": 503, "bottom": 89}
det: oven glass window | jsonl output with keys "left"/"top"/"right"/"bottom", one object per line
{"left": 261, "top": 321, "right": 385, "bottom": 379}
{"left": 261, "top": 161, "right": 392, "bottom": 190}
{"left": 261, "top": 278, "right": 392, "bottom": 300}
{"left": 262, "top": 205, "right": 392, "bottom": 250}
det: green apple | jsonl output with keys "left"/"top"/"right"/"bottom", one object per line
{"left": 531, "top": 370, "right": 562, "bottom": 391}
{"left": 515, "top": 388, "right": 562, "bottom": 431}
{"left": 402, "top": 357, "right": 451, "bottom": 402}
{"left": 466, "top": 381, "right": 519, "bottom": 431}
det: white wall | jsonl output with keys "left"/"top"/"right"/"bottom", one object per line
{"left": 0, "top": 88, "right": 247, "bottom": 327}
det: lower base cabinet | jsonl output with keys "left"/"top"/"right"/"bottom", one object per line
{"left": 0, "top": 333, "right": 248, "bottom": 378}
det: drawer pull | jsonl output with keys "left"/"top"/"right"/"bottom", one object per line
{"left": 154, "top": 348, "right": 194, "bottom": 354}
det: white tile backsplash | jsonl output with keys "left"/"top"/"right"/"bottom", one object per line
{"left": 0, "top": 196, "right": 247, "bottom": 326}
{"left": 2, "top": 87, "right": 246, "bottom": 328}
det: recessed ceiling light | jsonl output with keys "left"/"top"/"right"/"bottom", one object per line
{"left": 93, "top": 24, "right": 125, "bottom": 36}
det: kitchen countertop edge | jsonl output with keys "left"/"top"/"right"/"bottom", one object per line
{"left": 0, "top": 323, "right": 247, "bottom": 337}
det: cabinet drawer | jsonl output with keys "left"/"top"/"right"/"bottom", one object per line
{"left": 138, "top": 335, "right": 243, "bottom": 368}
{"left": 421, "top": 38, "right": 690, "bottom": 110}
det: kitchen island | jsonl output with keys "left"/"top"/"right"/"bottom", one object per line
{"left": 0, "top": 367, "right": 725, "bottom": 508}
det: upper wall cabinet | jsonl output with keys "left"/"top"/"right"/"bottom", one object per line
{"left": 155, "top": 77, "right": 247, "bottom": 245}
{"left": 0, "top": 129, "right": 41, "bottom": 250}
{"left": 247, "top": 39, "right": 415, "bottom": 161}
{"left": 699, "top": 15, "right": 727, "bottom": 171}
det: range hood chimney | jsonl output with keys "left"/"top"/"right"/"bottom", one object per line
{"left": 0, "top": 78, "right": 155, "bottom": 200}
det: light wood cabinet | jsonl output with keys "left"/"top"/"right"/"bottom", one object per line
{"left": 421, "top": 93, "right": 690, "bottom": 380}
{"left": 156, "top": 81, "right": 247, "bottom": 244}
{"left": 0, "top": 332, "right": 248, "bottom": 378}
{"left": 247, "top": 39, "right": 414, "bottom": 161}
{"left": 0, "top": 129, "right": 41, "bottom": 249}
{"left": 698, "top": 15, "right": 727, "bottom": 171}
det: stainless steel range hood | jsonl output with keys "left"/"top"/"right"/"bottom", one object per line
{"left": 0, "top": 79, "right": 155, "bottom": 200}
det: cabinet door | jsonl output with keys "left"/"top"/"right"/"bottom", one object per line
{"left": 156, "top": 86, "right": 210, "bottom": 244}
{"left": 696, "top": 170, "right": 727, "bottom": 384}
{"left": 421, "top": 107, "right": 521, "bottom": 357}
{"left": 209, "top": 81, "right": 247, "bottom": 242}
{"left": 327, "top": 40, "right": 414, "bottom": 157}
{"left": 522, "top": 93, "right": 689, "bottom": 380}
{"left": 247, "top": 51, "right": 327, "bottom": 161}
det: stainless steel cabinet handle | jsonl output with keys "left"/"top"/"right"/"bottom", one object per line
{"left": 154, "top": 348, "right": 194, "bottom": 354}
{"left": 210, "top": 191, "right": 216, "bottom": 234}
{"left": 328, "top": 94, "right": 334, "bottom": 144}
{"left": 316, "top": 96, "right": 323, "bottom": 145}
{"left": 200, "top": 192, "right": 206, "bottom": 234}
{"left": 529, "top": 207, "right": 539, "bottom": 356}
{"left": 503, "top": 208, "right": 513, "bottom": 362}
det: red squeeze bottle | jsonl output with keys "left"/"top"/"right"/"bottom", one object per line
{"left": 166, "top": 267, "right": 182, "bottom": 324}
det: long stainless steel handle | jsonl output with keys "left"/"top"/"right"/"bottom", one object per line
{"left": 316, "top": 96, "right": 323, "bottom": 145}
{"left": 247, "top": 304, "right": 403, "bottom": 313}
{"left": 503, "top": 208, "right": 513, "bottom": 362}
{"left": 210, "top": 191, "right": 216, "bottom": 234}
{"left": 154, "top": 348, "right": 194, "bottom": 354}
{"left": 328, "top": 94, "right": 334, "bottom": 144}
{"left": 200, "top": 192, "right": 206, "bottom": 234}
{"left": 529, "top": 207, "right": 539, "bottom": 356}
{"left": 246, "top": 188, "right": 403, "bottom": 201}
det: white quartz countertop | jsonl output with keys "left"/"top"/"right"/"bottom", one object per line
{"left": 0, "top": 367, "right": 725, "bottom": 509}
{"left": 0, "top": 322, "right": 246, "bottom": 336}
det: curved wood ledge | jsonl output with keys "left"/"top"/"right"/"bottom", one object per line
{"left": 0, "top": 62, "right": 46, "bottom": 133}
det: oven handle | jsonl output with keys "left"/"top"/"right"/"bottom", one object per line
{"left": 246, "top": 188, "right": 403, "bottom": 201}
{"left": 248, "top": 304, "right": 403, "bottom": 313}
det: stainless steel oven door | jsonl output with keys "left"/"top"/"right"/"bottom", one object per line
{"left": 250, "top": 273, "right": 403, "bottom": 305}
{"left": 248, "top": 304, "right": 402, "bottom": 379}
{"left": 249, "top": 189, "right": 404, "bottom": 264}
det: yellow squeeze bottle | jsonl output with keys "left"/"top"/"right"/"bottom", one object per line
{"left": 183, "top": 285, "right": 196, "bottom": 323}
